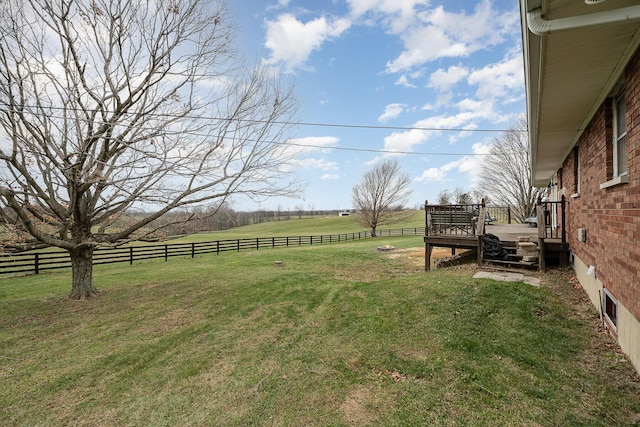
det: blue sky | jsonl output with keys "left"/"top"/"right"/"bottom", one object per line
{"left": 228, "top": 0, "right": 525, "bottom": 211}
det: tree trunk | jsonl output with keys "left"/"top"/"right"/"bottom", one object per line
{"left": 371, "top": 227, "right": 377, "bottom": 237}
{"left": 68, "top": 246, "right": 99, "bottom": 299}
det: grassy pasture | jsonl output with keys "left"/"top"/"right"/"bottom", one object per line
{"left": 168, "top": 210, "right": 424, "bottom": 242}
{"left": 1, "top": 233, "right": 639, "bottom": 426}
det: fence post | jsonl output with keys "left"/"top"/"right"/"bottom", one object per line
{"left": 561, "top": 195, "right": 567, "bottom": 243}
{"left": 2, "top": 225, "right": 440, "bottom": 277}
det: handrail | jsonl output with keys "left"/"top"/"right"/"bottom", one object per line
{"left": 424, "top": 202, "right": 484, "bottom": 237}
{"left": 537, "top": 195, "right": 566, "bottom": 242}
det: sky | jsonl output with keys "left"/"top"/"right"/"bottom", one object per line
{"left": 229, "top": 0, "right": 525, "bottom": 211}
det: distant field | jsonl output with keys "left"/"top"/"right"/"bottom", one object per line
{"left": 168, "top": 210, "right": 424, "bottom": 242}
{"left": 0, "top": 211, "right": 426, "bottom": 277}
{"left": 1, "top": 235, "right": 639, "bottom": 426}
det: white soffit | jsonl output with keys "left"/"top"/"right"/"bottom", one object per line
{"left": 522, "top": 0, "right": 640, "bottom": 186}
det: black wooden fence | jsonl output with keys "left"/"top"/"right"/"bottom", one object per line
{"left": 0, "top": 227, "right": 425, "bottom": 276}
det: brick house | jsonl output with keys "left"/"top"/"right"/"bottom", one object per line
{"left": 520, "top": 0, "right": 640, "bottom": 372}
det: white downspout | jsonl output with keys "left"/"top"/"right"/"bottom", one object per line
{"left": 528, "top": 5, "right": 640, "bottom": 36}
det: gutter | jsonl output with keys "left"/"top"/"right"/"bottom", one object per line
{"left": 527, "top": 5, "right": 640, "bottom": 36}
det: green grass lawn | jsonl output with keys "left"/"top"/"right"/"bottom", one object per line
{"left": 1, "top": 236, "right": 639, "bottom": 426}
{"left": 168, "top": 210, "right": 424, "bottom": 242}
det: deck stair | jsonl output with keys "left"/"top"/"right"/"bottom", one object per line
{"left": 484, "top": 237, "right": 540, "bottom": 270}
{"left": 424, "top": 199, "right": 569, "bottom": 272}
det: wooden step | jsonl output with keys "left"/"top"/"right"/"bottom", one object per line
{"left": 485, "top": 259, "right": 538, "bottom": 268}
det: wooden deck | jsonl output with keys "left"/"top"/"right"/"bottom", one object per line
{"left": 483, "top": 223, "right": 538, "bottom": 241}
{"left": 424, "top": 201, "right": 570, "bottom": 272}
{"left": 424, "top": 222, "right": 568, "bottom": 272}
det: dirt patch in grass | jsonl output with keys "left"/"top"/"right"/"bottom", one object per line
{"left": 340, "top": 386, "right": 389, "bottom": 426}
{"left": 386, "top": 246, "right": 469, "bottom": 268}
{"left": 155, "top": 307, "right": 202, "bottom": 334}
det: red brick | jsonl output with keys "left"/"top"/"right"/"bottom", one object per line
{"left": 560, "top": 46, "right": 640, "bottom": 320}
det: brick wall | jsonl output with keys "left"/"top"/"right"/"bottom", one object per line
{"left": 560, "top": 46, "right": 640, "bottom": 321}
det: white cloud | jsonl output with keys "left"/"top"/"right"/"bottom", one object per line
{"left": 428, "top": 65, "right": 469, "bottom": 92}
{"left": 455, "top": 98, "right": 498, "bottom": 122}
{"left": 415, "top": 167, "right": 445, "bottom": 183}
{"left": 287, "top": 136, "right": 339, "bottom": 153}
{"left": 434, "top": 92, "right": 453, "bottom": 108}
{"left": 378, "top": 103, "right": 405, "bottom": 122}
{"left": 382, "top": 128, "right": 428, "bottom": 154}
{"left": 264, "top": 14, "right": 351, "bottom": 72}
{"left": 394, "top": 75, "right": 416, "bottom": 88}
{"left": 321, "top": 173, "right": 341, "bottom": 180}
{"left": 267, "top": 0, "right": 291, "bottom": 10}
{"left": 378, "top": 108, "right": 497, "bottom": 157}
{"left": 347, "top": 0, "right": 429, "bottom": 32}
{"left": 454, "top": 142, "right": 492, "bottom": 182}
{"left": 197, "top": 75, "right": 233, "bottom": 91}
{"left": 386, "top": 1, "right": 518, "bottom": 73}
{"left": 467, "top": 51, "right": 523, "bottom": 102}
{"left": 387, "top": 24, "right": 466, "bottom": 73}
{"left": 299, "top": 158, "right": 339, "bottom": 171}
{"left": 280, "top": 136, "right": 339, "bottom": 173}
{"left": 414, "top": 141, "right": 491, "bottom": 183}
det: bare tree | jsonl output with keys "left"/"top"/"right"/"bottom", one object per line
{"left": 437, "top": 189, "right": 452, "bottom": 205}
{"left": 453, "top": 187, "right": 471, "bottom": 204}
{"left": 352, "top": 159, "right": 412, "bottom": 237}
{"left": 0, "top": 0, "right": 300, "bottom": 299}
{"left": 476, "top": 116, "right": 544, "bottom": 222}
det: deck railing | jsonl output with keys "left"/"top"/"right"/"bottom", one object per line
{"left": 537, "top": 195, "right": 566, "bottom": 242}
{"left": 424, "top": 202, "right": 485, "bottom": 237}
{"left": 486, "top": 206, "right": 512, "bottom": 224}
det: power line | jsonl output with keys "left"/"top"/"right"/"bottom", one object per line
{"left": 4, "top": 104, "right": 525, "bottom": 134}
{"left": 2, "top": 105, "right": 500, "bottom": 156}
{"left": 277, "top": 139, "right": 490, "bottom": 156}
{"left": 277, "top": 120, "right": 523, "bottom": 133}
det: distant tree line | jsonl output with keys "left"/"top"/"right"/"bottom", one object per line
{"left": 434, "top": 187, "right": 479, "bottom": 205}
{"left": 145, "top": 204, "right": 353, "bottom": 238}
{"left": 0, "top": 204, "right": 355, "bottom": 251}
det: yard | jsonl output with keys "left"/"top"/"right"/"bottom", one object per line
{"left": 1, "top": 236, "right": 639, "bottom": 426}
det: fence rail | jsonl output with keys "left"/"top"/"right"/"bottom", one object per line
{"left": 0, "top": 228, "right": 425, "bottom": 276}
